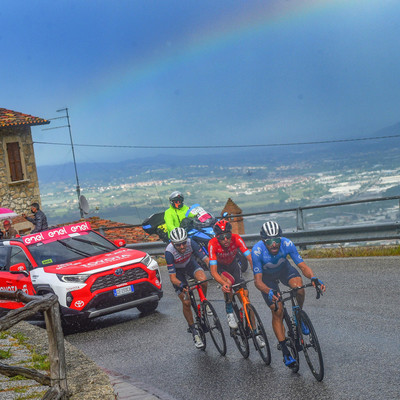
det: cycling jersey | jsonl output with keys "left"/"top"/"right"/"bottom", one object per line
{"left": 164, "top": 205, "right": 194, "bottom": 236}
{"left": 165, "top": 239, "right": 207, "bottom": 274}
{"left": 208, "top": 234, "right": 250, "bottom": 267}
{"left": 251, "top": 237, "right": 304, "bottom": 275}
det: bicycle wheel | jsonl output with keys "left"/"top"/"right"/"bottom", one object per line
{"left": 297, "top": 310, "right": 324, "bottom": 381}
{"left": 202, "top": 300, "right": 227, "bottom": 356}
{"left": 282, "top": 309, "right": 299, "bottom": 372}
{"left": 245, "top": 303, "right": 271, "bottom": 365}
{"left": 231, "top": 306, "right": 250, "bottom": 358}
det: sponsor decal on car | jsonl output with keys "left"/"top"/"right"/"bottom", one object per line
{"left": 23, "top": 222, "right": 91, "bottom": 245}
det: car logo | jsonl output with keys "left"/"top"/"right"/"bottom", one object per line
{"left": 114, "top": 268, "right": 124, "bottom": 276}
{"left": 74, "top": 300, "right": 85, "bottom": 308}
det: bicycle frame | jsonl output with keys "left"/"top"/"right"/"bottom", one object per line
{"left": 232, "top": 280, "right": 254, "bottom": 330}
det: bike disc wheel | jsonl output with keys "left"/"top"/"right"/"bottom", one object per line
{"left": 298, "top": 310, "right": 324, "bottom": 381}
{"left": 232, "top": 307, "right": 250, "bottom": 358}
{"left": 246, "top": 304, "right": 271, "bottom": 365}
{"left": 202, "top": 300, "right": 227, "bottom": 356}
{"left": 283, "top": 310, "right": 299, "bottom": 373}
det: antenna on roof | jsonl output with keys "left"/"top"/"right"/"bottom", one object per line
{"left": 43, "top": 107, "right": 84, "bottom": 218}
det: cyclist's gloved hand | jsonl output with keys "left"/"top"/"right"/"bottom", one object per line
{"left": 311, "top": 277, "right": 324, "bottom": 287}
{"left": 268, "top": 289, "right": 275, "bottom": 302}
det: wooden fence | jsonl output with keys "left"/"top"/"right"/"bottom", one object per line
{"left": 0, "top": 290, "right": 68, "bottom": 399}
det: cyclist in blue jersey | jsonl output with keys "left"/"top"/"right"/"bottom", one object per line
{"left": 165, "top": 227, "right": 210, "bottom": 349}
{"left": 251, "top": 221, "right": 326, "bottom": 368}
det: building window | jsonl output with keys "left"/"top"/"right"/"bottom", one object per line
{"left": 7, "top": 142, "right": 24, "bottom": 181}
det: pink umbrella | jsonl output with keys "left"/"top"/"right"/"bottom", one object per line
{"left": 0, "top": 207, "right": 18, "bottom": 220}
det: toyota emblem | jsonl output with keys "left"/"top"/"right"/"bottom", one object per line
{"left": 75, "top": 300, "right": 85, "bottom": 308}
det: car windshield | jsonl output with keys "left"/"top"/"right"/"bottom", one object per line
{"left": 28, "top": 231, "right": 118, "bottom": 267}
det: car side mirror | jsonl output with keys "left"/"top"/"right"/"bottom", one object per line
{"left": 9, "top": 263, "right": 30, "bottom": 277}
{"left": 114, "top": 239, "right": 126, "bottom": 247}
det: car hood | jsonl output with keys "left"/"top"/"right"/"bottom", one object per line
{"left": 42, "top": 248, "right": 148, "bottom": 275}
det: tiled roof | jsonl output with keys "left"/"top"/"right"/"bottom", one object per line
{"left": 0, "top": 108, "right": 50, "bottom": 128}
{"left": 57, "top": 216, "right": 160, "bottom": 243}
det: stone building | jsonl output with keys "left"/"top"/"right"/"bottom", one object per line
{"left": 221, "top": 197, "right": 245, "bottom": 234}
{"left": 0, "top": 108, "right": 49, "bottom": 217}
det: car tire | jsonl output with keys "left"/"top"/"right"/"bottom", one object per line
{"left": 137, "top": 300, "right": 159, "bottom": 315}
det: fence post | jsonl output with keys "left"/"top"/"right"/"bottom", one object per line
{"left": 43, "top": 301, "right": 68, "bottom": 399}
{"left": 296, "top": 207, "right": 305, "bottom": 231}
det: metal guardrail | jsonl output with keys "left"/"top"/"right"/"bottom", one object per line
{"left": 127, "top": 222, "right": 400, "bottom": 256}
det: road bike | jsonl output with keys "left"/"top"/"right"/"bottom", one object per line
{"left": 277, "top": 282, "right": 324, "bottom": 381}
{"left": 187, "top": 278, "right": 227, "bottom": 355}
{"left": 229, "top": 279, "right": 271, "bottom": 364}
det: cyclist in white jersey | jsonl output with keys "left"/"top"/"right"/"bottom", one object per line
{"left": 165, "top": 227, "right": 209, "bottom": 349}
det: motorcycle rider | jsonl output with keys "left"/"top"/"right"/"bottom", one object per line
{"left": 164, "top": 191, "right": 195, "bottom": 237}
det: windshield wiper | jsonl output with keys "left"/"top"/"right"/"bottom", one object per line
{"left": 56, "top": 240, "right": 92, "bottom": 257}
{"left": 70, "top": 237, "right": 115, "bottom": 252}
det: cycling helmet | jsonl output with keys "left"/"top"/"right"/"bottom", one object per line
{"left": 170, "top": 227, "right": 188, "bottom": 244}
{"left": 260, "top": 221, "right": 282, "bottom": 239}
{"left": 169, "top": 191, "right": 184, "bottom": 209}
{"left": 213, "top": 220, "right": 232, "bottom": 236}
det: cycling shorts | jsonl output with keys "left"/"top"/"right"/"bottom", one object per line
{"left": 217, "top": 257, "right": 245, "bottom": 288}
{"left": 260, "top": 260, "right": 301, "bottom": 306}
{"left": 173, "top": 259, "right": 204, "bottom": 295}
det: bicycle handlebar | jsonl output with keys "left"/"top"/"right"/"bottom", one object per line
{"left": 272, "top": 282, "right": 323, "bottom": 310}
{"left": 187, "top": 277, "right": 214, "bottom": 290}
{"left": 231, "top": 278, "right": 254, "bottom": 289}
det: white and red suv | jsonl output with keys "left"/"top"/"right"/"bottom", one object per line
{"left": 0, "top": 222, "right": 162, "bottom": 321}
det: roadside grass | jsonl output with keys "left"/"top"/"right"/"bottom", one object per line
{"left": 0, "top": 347, "right": 12, "bottom": 359}
{"left": 155, "top": 245, "right": 400, "bottom": 264}
{"left": 301, "top": 245, "right": 400, "bottom": 258}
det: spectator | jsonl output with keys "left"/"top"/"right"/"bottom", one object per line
{"left": 22, "top": 203, "right": 48, "bottom": 233}
{"left": 3, "top": 220, "right": 18, "bottom": 239}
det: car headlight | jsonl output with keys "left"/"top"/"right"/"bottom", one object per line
{"left": 141, "top": 254, "right": 158, "bottom": 270}
{"left": 57, "top": 274, "right": 90, "bottom": 283}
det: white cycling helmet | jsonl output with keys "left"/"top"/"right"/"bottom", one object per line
{"left": 170, "top": 227, "right": 188, "bottom": 244}
{"left": 260, "top": 221, "right": 282, "bottom": 239}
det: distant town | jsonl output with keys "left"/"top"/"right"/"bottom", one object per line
{"left": 39, "top": 147, "right": 400, "bottom": 235}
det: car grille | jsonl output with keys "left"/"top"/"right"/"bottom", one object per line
{"left": 90, "top": 267, "right": 148, "bottom": 292}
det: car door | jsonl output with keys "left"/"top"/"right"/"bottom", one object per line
{"left": 0, "top": 244, "right": 35, "bottom": 312}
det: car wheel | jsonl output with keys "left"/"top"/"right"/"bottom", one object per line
{"left": 137, "top": 301, "right": 159, "bottom": 315}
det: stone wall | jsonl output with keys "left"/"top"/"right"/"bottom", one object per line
{"left": 0, "top": 125, "right": 41, "bottom": 215}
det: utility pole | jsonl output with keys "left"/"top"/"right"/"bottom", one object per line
{"left": 43, "top": 108, "right": 84, "bottom": 218}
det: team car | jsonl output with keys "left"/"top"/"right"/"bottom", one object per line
{"left": 0, "top": 222, "right": 162, "bottom": 321}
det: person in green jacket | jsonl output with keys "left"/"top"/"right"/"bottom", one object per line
{"left": 164, "top": 191, "right": 194, "bottom": 237}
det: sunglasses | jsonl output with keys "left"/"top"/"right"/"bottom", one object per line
{"left": 265, "top": 237, "right": 281, "bottom": 246}
{"left": 217, "top": 233, "right": 232, "bottom": 241}
{"left": 174, "top": 241, "right": 187, "bottom": 248}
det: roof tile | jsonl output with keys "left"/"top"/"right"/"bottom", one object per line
{"left": 0, "top": 108, "right": 50, "bottom": 128}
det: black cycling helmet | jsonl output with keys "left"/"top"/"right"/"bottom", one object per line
{"left": 213, "top": 220, "right": 232, "bottom": 236}
{"left": 169, "top": 191, "right": 184, "bottom": 209}
{"left": 260, "top": 221, "right": 282, "bottom": 239}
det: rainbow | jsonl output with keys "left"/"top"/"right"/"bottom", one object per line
{"left": 75, "top": 0, "right": 345, "bottom": 111}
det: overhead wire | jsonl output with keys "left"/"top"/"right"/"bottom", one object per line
{"left": 33, "top": 133, "right": 400, "bottom": 149}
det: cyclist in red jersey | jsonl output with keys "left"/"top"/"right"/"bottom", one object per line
{"left": 208, "top": 220, "right": 252, "bottom": 329}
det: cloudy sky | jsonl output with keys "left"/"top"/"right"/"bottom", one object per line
{"left": 2, "top": 0, "right": 400, "bottom": 166}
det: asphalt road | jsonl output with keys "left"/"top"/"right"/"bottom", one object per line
{"left": 66, "top": 257, "right": 400, "bottom": 400}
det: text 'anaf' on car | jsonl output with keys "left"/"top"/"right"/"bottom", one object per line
{"left": 0, "top": 222, "right": 163, "bottom": 324}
